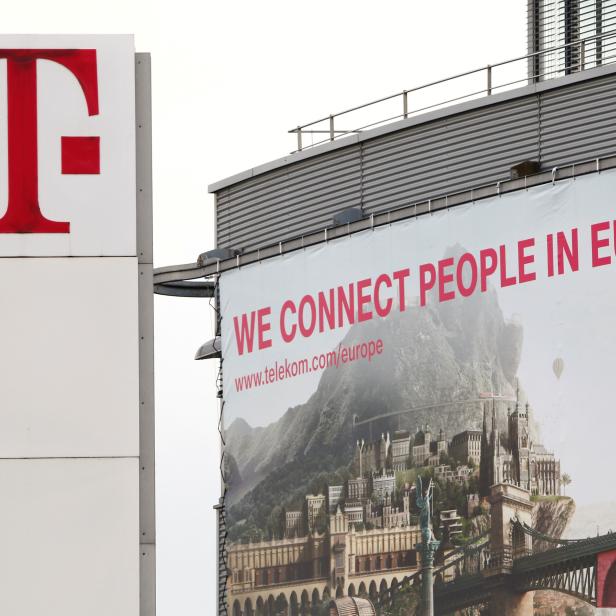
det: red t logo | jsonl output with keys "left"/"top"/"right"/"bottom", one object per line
{"left": 0, "top": 49, "right": 99, "bottom": 234}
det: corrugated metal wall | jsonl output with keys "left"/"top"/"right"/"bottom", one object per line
{"left": 540, "top": 75, "right": 616, "bottom": 165}
{"left": 216, "top": 147, "right": 362, "bottom": 250}
{"left": 214, "top": 71, "right": 616, "bottom": 252}
{"left": 361, "top": 97, "right": 539, "bottom": 214}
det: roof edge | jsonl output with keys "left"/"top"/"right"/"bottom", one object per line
{"left": 208, "top": 63, "right": 616, "bottom": 194}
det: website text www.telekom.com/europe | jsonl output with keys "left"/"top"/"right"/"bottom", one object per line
{"left": 233, "top": 338, "right": 384, "bottom": 392}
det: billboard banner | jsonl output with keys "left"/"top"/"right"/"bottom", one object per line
{"left": 220, "top": 170, "right": 616, "bottom": 615}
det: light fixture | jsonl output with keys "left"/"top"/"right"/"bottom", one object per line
{"left": 195, "top": 336, "right": 221, "bottom": 360}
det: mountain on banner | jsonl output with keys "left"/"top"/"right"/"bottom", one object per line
{"left": 224, "top": 272, "right": 525, "bottom": 533}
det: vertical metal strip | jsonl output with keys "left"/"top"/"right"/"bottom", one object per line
{"left": 597, "top": 0, "right": 604, "bottom": 66}
{"left": 527, "top": 0, "right": 541, "bottom": 83}
{"left": 136, "top": 51, "right": 156, "bottom": 616}
{"left": 564, "top": 0, "right": 580, "bottom": 74}
{"left": 216, "top": 274, "right": 229, "bottom": 616}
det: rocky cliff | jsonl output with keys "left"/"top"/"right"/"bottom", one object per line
{"left": 531, "top": 497, "right": 597, "bottom": 615}
{"left": 532, "top": 496, "right": 576, "bottom": 551}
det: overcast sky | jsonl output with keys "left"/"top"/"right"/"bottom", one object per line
{"left": 4, "top": 1, "right": 526, "bottom": 613}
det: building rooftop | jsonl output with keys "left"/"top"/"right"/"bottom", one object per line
{"left": 209, "top": 30, "right": 616, "bottom": 195}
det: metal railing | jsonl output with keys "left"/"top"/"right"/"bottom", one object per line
{"left": 289, "top": 30, "right": 616, "bottom": 152}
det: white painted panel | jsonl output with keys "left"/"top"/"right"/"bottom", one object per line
{"left": 0, "top": 35, "right": 136, "bottom": 256}
{"left": 0, "top": 257, "right": 139, "bottom": 457}
{"left": 0, "top": 458, "right": 139, "bottom": 616}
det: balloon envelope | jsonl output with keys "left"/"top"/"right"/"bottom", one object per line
{"left": 553, "top": 357, "right": 564, "bottom": 379}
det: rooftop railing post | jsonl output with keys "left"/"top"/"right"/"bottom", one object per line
{"left": 290, "top": 30, "right": 615, "bottom": 151}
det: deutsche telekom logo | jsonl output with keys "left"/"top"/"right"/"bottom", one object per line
{"left": 0, "top": 49, "right": 100, "bottom": 234}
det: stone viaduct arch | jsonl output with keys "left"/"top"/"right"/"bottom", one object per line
{"left": 227, "top": 572, "right": 406, "bottom": 614}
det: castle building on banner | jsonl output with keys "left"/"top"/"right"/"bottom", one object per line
{"left": 353, "top": 396, "right": 560, "bottom": 499}
{"left": 306, "top": 494, "right": 327, "bottom": 531}
{"left": 347, "top": 478, "right": 370, "bottom": 500}
{"left": 479, "top": 400, "right": 561, "bottom": 497}
{"left": 449, "top": 430, "right": 482, "bottom": 466}
{"left": 357, "top": 426, "right": 474, "bottom": 475}
{"left": 361, "top": 427, "right": 451, "bottom": 474}
{"left": 285, "top": 510, "right": 304, "bottom": 539}
{"left": 372, "top": 469, "right": 396, "bottom": 504}
{"left": 226, "top": 397, "right": 563, "bottom": 614}
{"left": 227, "top": 509, "right": 421, "bottom": 614}
{"left": 328, "top": 485, "right": 344, "bottom": 513}
{"left": 391, "top": 430, "right": 411, "bottom": 469}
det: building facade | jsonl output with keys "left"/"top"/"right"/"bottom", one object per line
{"left": 347, "top": 478, "right": 369, "bottom": 500}
{"left": 450, "top": 430, "right": 483, "bottom": 466}
{"left": 285, "top": 511, "right": 304, "bottom": 538}
{"left": 391, "top": 431, "right": 412, "bottom": 470}
{"left": 306, "top": 494, "right": 327, "bottom": 530}
{"left": 228, "top": 509, "right": 422, "bottom": 615}
{"left": 480, "top": 400, "right": 561, "bottom": 496}
{"left": 328, "top": 485, "right": 344, "bottom": 513}
{"left": 372, "top": 470, "right": 396, "bottom": 504}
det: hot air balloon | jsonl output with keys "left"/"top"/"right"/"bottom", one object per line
{"left": 553, "top": 357, "right": 564, "bottom": 380}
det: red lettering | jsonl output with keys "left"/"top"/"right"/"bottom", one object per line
{"left": 547, "top": 234, "right": 555, "bottom": 277}
{"left": 557, "top": 229, "right": 579, "bottom": 274}
{"left": 374, "top": 273, "right": 393, "bottom": 318}
{"left": 318, "top": 289, "right": 335, "bottom": 333}
{"left": 392, "top": 268, "right": 411, "bottom": 311}
{"left": 233, "top": 312, "right": 257, "bottom": 355}
{"left": 299, "top": 294, "right": 317, "bottom": 337}
{"left": 480, "top": 248, "right": 498, "bottom": 292}
{"left": 257, "top": 307, "right": 272, "bottom": 350}
{"left": 337, "top": 283, "right": 355, "bottom": 327}
{"left": 357, "top": 278, "right": 373, "bottom": 322}
{"left": 438, "top": 257, "right": 455, "bottom": 302}
{"left": 592, "top": 221, "right": 611, "bottom": 267}
{"left": 280, "top": 301, "right": 297, "bottom": 343}
{"left": 499, "top": 244, "right": 517, "bottom": 287}
{"left": 457, "top": 252, "right": 478, "bottom": 297}
{"left": 0, "top": 49, "right": 100, "bottom": 233}
{"left": 419, "top": 263, "right": 436, "bottom": 306}
{"left": 518, "top": 238, "right": 536, "bottom": 283}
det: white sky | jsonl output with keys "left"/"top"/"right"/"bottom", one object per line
{"left": 3, "top": 1, "right": 526, "bottom": 613}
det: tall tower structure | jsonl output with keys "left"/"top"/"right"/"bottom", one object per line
{"left": 490, "top": 400, "right": 503, "bottom": 486}
{"left": 356, "top": 439, "right": 365, "bottom": 478}
{"left": 508, "top": 400, "right": 531, "bottom": 490}
{"left": 480, "top": 403, "right": 491, "bottom": 497}
{"left": 480, "top": 399, "right": 504, "bottom": 496}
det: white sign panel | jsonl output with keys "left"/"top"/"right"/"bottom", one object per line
{"left": 0, "top": 458, "right": 139, "bottom": 616}
{"left": 0, "top": 35, "right": 136, "bottom": 256}
{"left": 0, "top": 257, "right": 139, "bottom": 458}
